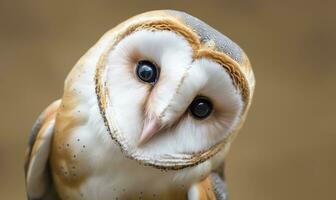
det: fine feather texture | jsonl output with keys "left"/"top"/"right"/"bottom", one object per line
{"left": 25, "top": 100, "right": 61, "bottom": 199}
{"left": 104, "top": 30, "right": 243, "bottom": 158}
{"left": 25, "top": 10, "right": 254, "bottom": 200}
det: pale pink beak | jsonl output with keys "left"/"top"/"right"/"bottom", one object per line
{"left": 138, "top": 116, "right": 161, "bottom": 146}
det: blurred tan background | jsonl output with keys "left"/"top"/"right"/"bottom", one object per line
{"left": 1, "top": 0, "right": 335, "bottom": 199}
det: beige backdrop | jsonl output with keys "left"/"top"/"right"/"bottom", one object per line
{"left": 1, "top": 0, "right": 335, "bottom": 199}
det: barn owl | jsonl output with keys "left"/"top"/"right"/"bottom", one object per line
{"left": 24, "top": 10, "right": 255, "bottom": 200}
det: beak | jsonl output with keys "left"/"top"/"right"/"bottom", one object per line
{"left": 138, "top": 116, "right": 161, "bottom": 146}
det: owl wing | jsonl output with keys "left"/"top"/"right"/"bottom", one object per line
{"left": 188, "top": 163, "right": 229, "bottom": 200}
{"left": 24, "top": 100, "right": 61, "bottom": 200}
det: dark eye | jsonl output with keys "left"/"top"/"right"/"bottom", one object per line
{"left": 189, "top": 96, "right": 213, "bottom": 119}
{"left": 136, "top": 60, "right": 159, "bottom": 84}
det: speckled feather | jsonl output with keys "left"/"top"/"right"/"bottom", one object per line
{"left": 25, "top": 10, "right": 255, "bottom": 200}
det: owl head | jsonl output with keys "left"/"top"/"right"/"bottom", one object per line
{"left": 66, "top": 10, "right": 255, "bottom": 170}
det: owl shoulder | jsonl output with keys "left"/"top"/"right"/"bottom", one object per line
{"left": 24, "top": 99, "right": 61, "bottom": 200}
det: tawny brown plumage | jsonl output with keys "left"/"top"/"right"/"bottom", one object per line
{"left": 25, "top": 10, "right": 255, "bottom": 200}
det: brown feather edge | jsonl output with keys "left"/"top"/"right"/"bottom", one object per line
{"left": 196, "top": 177, "right": 217, "bottom": 200}
{"left": 24, "top": 100, "right": 61, "bottom": 178}
{"left": 94, "top": 15, "right": 252, "bottom": 170}
{"left": 24, "top": 100, "right": 61, "bottom": 199}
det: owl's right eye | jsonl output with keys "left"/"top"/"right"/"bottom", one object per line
{"left": 136, "top": 60, "right": 159, "bottom": 84}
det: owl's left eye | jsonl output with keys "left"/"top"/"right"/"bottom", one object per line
{"left": 136, "top": 60, "right": 159, "bottom": 84}
{"left": 189, "top": 96, "right": 213, "bottom": 119}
